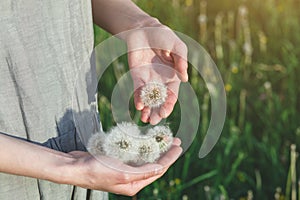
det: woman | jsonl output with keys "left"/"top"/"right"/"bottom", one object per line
{"left": 0, "top": 0, "right": 187, "bottom": 198}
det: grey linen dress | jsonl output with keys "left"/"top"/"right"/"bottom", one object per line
{"left": 0, "top": 0, "right": 108, "bottom": 199}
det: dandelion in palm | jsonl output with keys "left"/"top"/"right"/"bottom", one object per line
{"left": 87, "top": 122, "right": 173, "bottom": 166}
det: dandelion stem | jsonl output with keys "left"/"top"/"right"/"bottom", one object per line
{"left": 238, "top": 89, "right": 247, "bottom": 130}
{"left": 291, "top": 144, "right": 297, "bottom": 200}
{"left": 214, "top": 13, "right": 224, "bottom": 61}
{"left": 298, "top": 180, "right": 300, "bottom": 200}
{"left": 199, "top": 1, "right": 207, "bottom": 44}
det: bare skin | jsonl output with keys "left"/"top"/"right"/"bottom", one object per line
{"left": 92, "top": 0, "right": 188, "bottom": 125}
{"left": 0, "top": 133, "right": 182, "bottom": 196}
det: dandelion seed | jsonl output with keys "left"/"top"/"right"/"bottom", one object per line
{"left": 87, "top": 132, "right": 106, "bottom": 155}
{"left": 247, "top": 190, "right": 253, "bottom": 200}
{"left": 204, "top": 185, "right": 210, "bottom": 192}
{"left": 238, "top": 5, "right": 248, "bottom": 17}
{"left": 274, "top": 187, "right": 282, "bottom": 200}
{"left": 243, "top": 42, "right": 253, "bottom": 56}
{"left": 139, "top": 145, "right": 152, "bottom": 154}
{"left": 274, "top": 193, "right": 280, "bottom": 200}
{"left": 147, "top": 125, "right": 173, "bottom": 153}
{"left": 264, "top": 81, "right": 271, "bottom": 90}
{"left": 116, "top": 122, "right": 141, "bottom": 137}
{"left": 102, "top": 123, "right": 138, "bottom": 163}
{"left": 136, "top": 139, "right": 160, "bottom": 164}
{"left": 182, "top": 194, "right": 188, "bottom": 200}
{"left": 116, "top": 140, "right": 130, "bottom": 150}
{"left": 198, "top": 14, "right": 207, "bottom": 24}
{"left": 87, "top": 122, "right": 174, "bottom": 166}
{"left": 153, "top": 188, "right": 159, "bottom": 196}
{"left": 220, "top": 195, "right": 226, "bottom": 200}
{"left": 140, "top": 81, "right": 167, "bottom": 108}
{"left": 275, "top": 187, "right": 282, "bottom": 194}
{"left": 169, "top": 180, "right": 175, "bottom": 187}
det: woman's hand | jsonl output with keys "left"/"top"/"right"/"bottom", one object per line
{"left": 68, "top": 138, "right": 182, "bottom": 196}
{"left": 125, "top": 25, "right": 188, "bottom": 125}
{"left": 92, "top": 0, "right": 188, "bottom": 125}
{"left": 0, "top": 133, "right": 181, "bottom": 196}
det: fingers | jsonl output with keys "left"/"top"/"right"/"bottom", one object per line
{"left": 172, "top": 137, "right": 182, "bottom": 146}
{"left": 171, "top": 39, "right": 188, "bottom": 82}
{"left": 159, "top": 81, "right": 179, "bottom": 118}
{"left": 157, "top": 144, "right": 183, "bottom": 168}
{"left": 113, "top": 172, "right": 163, "bottom": 196}
{"left": 139, "top": 81, "right": 179, "bottom": 124}
{"left": 114, "top": 138, "right": 182, "bottom": 183}
{"left": 157, "top": 48, "right": 188, "bottom": 82}
{"left": 107, "top": 163, "right": 164, "bottom": 196}
{"left": 159, "top": 87, "right": 178, "bottom": 118}
{"left": 149, "top": 108, "right": 162, "bottom": 125}
{"left": 96, "top": 155, "right": 164, "bottom": 181}
{"left": 121, "top": 163, "right": 164, "bottom": 182}
{"left": 87, "top": 139, "right": 182, "bottom": 196}
{"left": 134, "top": 88, "right": 144, "bottom": 111}
{"left": 172, "top": 53, "right": 188, "bottom": 82}
{"left": 113, "top": 143, "right": 183, "bottom": 196}
{"left": 141, "top": 107, "right": 151, "bottom": 123}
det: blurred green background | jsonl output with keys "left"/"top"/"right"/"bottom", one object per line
{"left": 93, "top": 0, "right": 300, "bottom": 199}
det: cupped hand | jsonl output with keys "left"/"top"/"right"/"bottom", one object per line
{"left": 123, "top": 26, "right": 188, "bottom": 125}
{"left": 68, "top": 138, "right": 182, "bottom": 196}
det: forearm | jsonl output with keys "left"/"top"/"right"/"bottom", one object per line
{"left": 92, "top": 0, "right": 161, "bottom": 34}
{"left": 0, "top": 133, "right": 76, "bottom": 184}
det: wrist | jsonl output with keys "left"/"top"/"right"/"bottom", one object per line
{"left": 129, "top": 16, "right": 162, "bottom": 29}
{"left": 59, "top": 152, "right": 95, "bottom": 189}
{"left": 41, "top": 153, "right": 77, "bottom": 185}
{"left": 121, "top": 16, "right": 166, "bottom": 42}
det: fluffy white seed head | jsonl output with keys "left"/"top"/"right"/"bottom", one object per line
{"left": 134, "top": 135, "right": 161, "bottom": 165}
{"left": 103, "top": 122, "right": 140, "bottom": 163}
{"left": 87, "top": 122, "right": 174, "bottom": 166}
{"left": 115, "top": 122, "right": 141, "bottom": 137}
{"left": 87, "top": 131, "right": 106, "bottom": 155}
{"left": 140, "top": 81, "right": 167, "bottom": 108}
{"left": 147, "top": 125, "right": 173, "bottom": 153}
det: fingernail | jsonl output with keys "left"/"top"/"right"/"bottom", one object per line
{"left": 182, "top": 74, "right": 188, "bottom": 82}
{"left": 136, "top": 103, "right": 144, "bottom": 110}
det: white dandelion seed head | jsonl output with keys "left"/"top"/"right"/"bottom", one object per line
{"left": 238, "top": 6, "right": 248, "bottom": 17}
{"left": 147, "top": 125, "right": 173, "bottom": 153}
{"left": 135, "top": 138, "right": 161, "bottom": 165}
{"left": 87, "top": 122, "right": 174, "bottom": 166}
{"left": 264, "top": 81, "right": 272, "bottom": 90}
{"left": 87, "top": 131, "right": 106, "bottom": 156}
{"left": 198, "top": 14, "right": 207, "bottom": 23}
{"left": 243, "top": 42, "right": 253, "bottom": 55}
{"left": 115, "top": 122, "right": 141, "bottom": 137}
{"left": 140, "top": 81, "right": 167, "bottom": 108}
{"left": 103, "top": 125, "right": 139, "bottom": 163}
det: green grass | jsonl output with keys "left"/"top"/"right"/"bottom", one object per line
{"left": 94, "top": 0, "right": 300, "bottom": 199}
